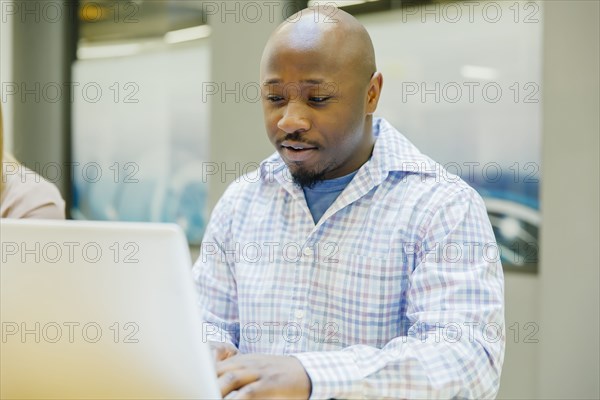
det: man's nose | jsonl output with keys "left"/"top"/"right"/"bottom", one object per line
{"left": 277, "top": 102, "right": 311, "bottom": 134}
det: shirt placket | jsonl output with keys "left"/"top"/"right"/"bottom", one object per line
{"left": 282, "top": 201, "right": 320, "bottom": 354}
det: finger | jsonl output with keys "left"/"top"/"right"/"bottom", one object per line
{"left": 218, "top": 369, "right": 260, "bottom": 398}
{"left": 214, "top": 346, "right": 237, "bottom": 362}
{"left": 210, "top": 342, "right": 238, "bottom": 362}
{"left": 216, "top": 356, "right": 247, "bottom": 376}
{"left": 227, "top": 381, "right": 265, "bottom": 400}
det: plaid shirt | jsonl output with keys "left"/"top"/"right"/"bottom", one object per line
{"left": 193, "top": 118, "right": 505, "bottom": 399}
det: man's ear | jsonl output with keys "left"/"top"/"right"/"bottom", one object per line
{"left": 366, "top": 72, "right": 383, "bottom": 115}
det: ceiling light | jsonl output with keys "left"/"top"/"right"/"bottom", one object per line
{"left": 460, "top": 65, "right": 499, "bottom": 81}
{"left": 164, "top": 25, "right": 211, "bottom": 44}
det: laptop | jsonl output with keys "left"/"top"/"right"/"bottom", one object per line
{"left": 0, "top": 219, "right": 221, "bottom": 399}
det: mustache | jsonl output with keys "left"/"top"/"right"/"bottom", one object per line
{"left": 280, "top": 132, "right": 319, "bottom": 147}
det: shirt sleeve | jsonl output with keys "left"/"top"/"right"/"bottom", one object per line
{"left": 20, "top": 201, "right": 65, "bottom": 219}
{"left": 293, "top": 188, "right": 505, "bottom": 399}
{"left": 192, "top": 183, "right": 241, "bottom": 347}
{"left": 1, "top": 164, "right": 66, "bottom": 219}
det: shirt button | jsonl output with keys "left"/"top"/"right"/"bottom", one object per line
{"left": 303, "top": 247, "right": 313, "bottom": 257}
{"left": 295, "top": 309, "right": 305, "bottom": 319}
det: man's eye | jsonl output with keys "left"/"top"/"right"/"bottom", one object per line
{"left": 309, "top": 96, "right": 330, "bottom": 103}
{"left": 266, "top": 95, "right": 284, "bottom": 102}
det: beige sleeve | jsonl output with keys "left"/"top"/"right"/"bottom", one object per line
{"left": 1, "top": 164, "right": 66, "bottom": 219}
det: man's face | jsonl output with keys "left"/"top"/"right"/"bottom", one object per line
{"left": 260, "top": 40, "right": 374, "bottom": 188}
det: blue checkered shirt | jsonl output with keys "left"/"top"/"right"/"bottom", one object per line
{"left": 193, "top": 117, "right": 505, "bottom": 399}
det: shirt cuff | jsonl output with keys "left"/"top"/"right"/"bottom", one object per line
{"left": 291, "top": 350, "right": 363, "bottom": 399}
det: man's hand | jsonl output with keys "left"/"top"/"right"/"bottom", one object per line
{"left": 216, "top": 353, "right": 312, "bottom": 399}
{"left": 210, "top": 341, "right": 239, "bottom": 362}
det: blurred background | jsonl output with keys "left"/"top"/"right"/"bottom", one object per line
{"left": 1, "top": 0, "right": 598, "bottom": 398}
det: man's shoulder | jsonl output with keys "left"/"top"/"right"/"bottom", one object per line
{"left": 373, "top": 119, "right": 482, "bottom": 209}
{"left": 384, "top": 162, "right": 480, "bottom": 212}
{"left": 216, "top": 153, "right": 283, "bottom": 205}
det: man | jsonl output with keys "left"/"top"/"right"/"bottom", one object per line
{"left": 194, "top": 6, "right": 504, "bottom": 399}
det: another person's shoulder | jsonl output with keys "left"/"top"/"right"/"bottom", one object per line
{"left": 1, "top": 162, "right": 66, "bottom": 219}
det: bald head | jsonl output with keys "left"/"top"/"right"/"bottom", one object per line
{"left": 261, "top": 6, "right": 376, "bottom": 84}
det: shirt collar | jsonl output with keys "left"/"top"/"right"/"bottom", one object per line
{"left": 368, "top": 117, "right": 438, "bottom": 177}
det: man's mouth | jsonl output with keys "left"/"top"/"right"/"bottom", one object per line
{"left": 280, "top": 141, "right": 318, "bottom": 162}
{"left": 281, "top": 141, "right": 318, "bottom": 151}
